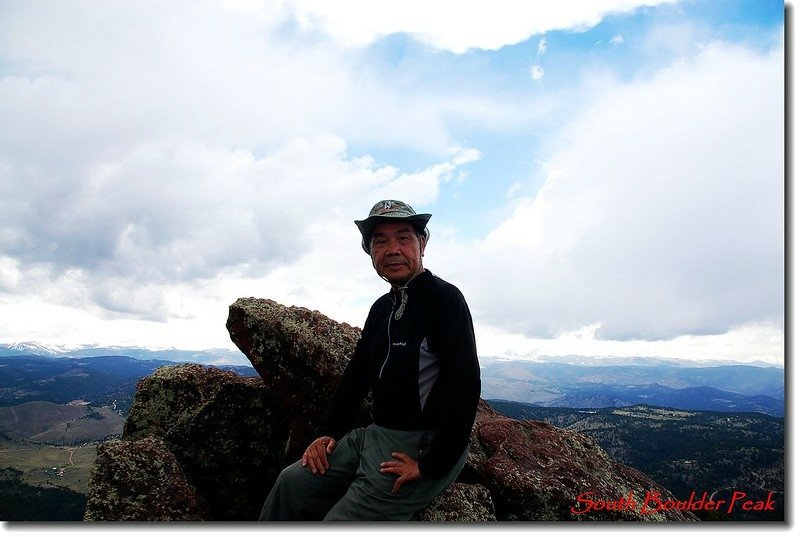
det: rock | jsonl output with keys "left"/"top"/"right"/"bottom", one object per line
{"left": 226, "top": 297, "right": 370, "bottom": 458}
{"left": 121, "top": 364, "right": 289, "bottom": 520}
{"left": 84, "top": 437, "right": 207, "bottom": 521}
{"left": 413, "top": 483, "right": 496, "bottom": 521}
{"left": 475, "top": 406, "right": 696, "bottom": 521}
{"left": 459, "top": 400, "right": 492, "bottom": 483}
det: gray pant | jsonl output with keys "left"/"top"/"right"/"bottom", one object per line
{"left": 259, "top": 424, "right": 467, "bottom": 521}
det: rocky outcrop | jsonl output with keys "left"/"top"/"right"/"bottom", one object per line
{"left": 412, "top": 482, "right": 496, "bottom": 521}
{"left": 226, "top": 298, "right": 369, "bottom": 459}
{"left": 86, "top": 364, "right": 289, "bottom": 521}
{"left": 84, "top": 297, "right": 698, "bottom": 522}
{"left": 474, "top": 402, "right": 687, "bottom": 521}
{"left": 84, "top": 437, "right": 207, "bottom": 521}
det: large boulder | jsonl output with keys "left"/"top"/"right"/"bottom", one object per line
{"left": 84, "top": 297, "right": 698, "bottom": 522}
{"left": 84, "top": 436, "right": 207, "bottom": 521}
{"left": 120, "top": 364, "right": 289, "bottom": 520}
{"left": 474, "top": 403, "right": 694, "bottom": 521}
{"left": 226, "top": 297, "right": 370, "bottom": 459}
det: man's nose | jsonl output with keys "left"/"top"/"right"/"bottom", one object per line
{"left": 385, "top": 237, "right": 402, "bottom": 252}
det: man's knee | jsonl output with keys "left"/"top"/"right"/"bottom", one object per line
{"left": 262, "top": 458, "right": 360, "bottom": 521}
{"left": 275, "top": 461, "right": 306, "bottom": 484}
{"left": 260, "top": 462, "right": 312, "bottom": 520}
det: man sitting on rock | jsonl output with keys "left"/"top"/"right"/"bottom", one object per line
{"left": 260, "top": 199, "right": 481, "bottom": 521}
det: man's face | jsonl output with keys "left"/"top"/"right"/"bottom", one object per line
{"left": 370, "top": 221, "right": 426, "bottom": 286}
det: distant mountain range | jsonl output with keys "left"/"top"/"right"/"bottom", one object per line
{"left": 539, "top": 383, "right": 783, "bottom": 417}
{"left": 479, "top": 356, "right": 784, "bottom": 417}
{"left": 0, "top": 354, "right": 256, "bottom": 415}
{"left": 0, "top": 343, "right": 785, "bottom": 418}
{"left": 0, "top": 342, "right": 249, "bottom": 366}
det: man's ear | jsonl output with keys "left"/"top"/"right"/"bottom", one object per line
{"left": 419, "top": 235, "right": 427, "bottom": 257}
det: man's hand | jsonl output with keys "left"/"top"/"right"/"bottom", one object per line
{"left": 301, "top": 436, "right": 336, "bottom": 475}
{"left": 379, "top": 452, "right": 421, "bottom": 494}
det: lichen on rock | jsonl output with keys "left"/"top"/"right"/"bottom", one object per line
{"left": 474, "top": 405, "right": 696, "bottom": 521}
{"left": 226, "top": 297, "right": 371, "bottom": 458}
{"left": 121, "top": 363, "right": 289, "bottom": 520}
{"left": 84, "top": 436, "right": 207, "bottom": 521}
{"left": 413, "top": 483, "right": 496, "bottom": 521}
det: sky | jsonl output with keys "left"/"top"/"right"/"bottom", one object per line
{"left": 0, "top": 0, "right": 786, "bottom": 366}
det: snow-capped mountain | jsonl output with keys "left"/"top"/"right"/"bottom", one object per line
{"left": 0, "top": 341, "right": 249, "bottom": 366}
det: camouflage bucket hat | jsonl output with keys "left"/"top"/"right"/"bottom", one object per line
{"left": 355, "top": 200, "right": 432, "bottom": 254}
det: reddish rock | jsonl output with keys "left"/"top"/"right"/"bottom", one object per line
{"left": 84, "top": 437, "right": 207, "bottom": 521}
{"left": 226, "top": 297, "right": 370, "bottom": 458}
{"left": 475, "top": 405, "right": 696, "bottom": 521}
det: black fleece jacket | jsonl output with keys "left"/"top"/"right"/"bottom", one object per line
{"left": 315, "top": 269, "right": 481, "bottom": 480}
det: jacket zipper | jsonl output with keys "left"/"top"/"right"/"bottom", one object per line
{"left": 378, "top": 295, "right": 396, "bottom": 379}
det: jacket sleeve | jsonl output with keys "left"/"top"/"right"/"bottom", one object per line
{"left": 417, "top": 285, "right": 481, "bottom": 480}
{"left": 313, "top": 303, "right": 379, "bottom": 440}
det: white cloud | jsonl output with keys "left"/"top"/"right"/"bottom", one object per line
{"left": 0, "top": 1, "right": 493, "bottom": 325}
{"left": 475, "top": 321, "right": 784, "bottom": 366}
{"left": 530, "top": 65, "right": 546, "bottom": 81}
{"left": 455, "top": 39, "right": 783, "bottom": 342}
{"left": 450, "top": 147, "right": 483, "bottom": 165}
{"left": 0, "top": 129, "right": 476, "bottom": 322}
{"left": 610, "top": 33, "right": 625, "bottom": 44}
{"left": 0, "top": 1, "right": 783, "bottom": 368}
{"left": 0, "top": 1, "right": 460, "bottom": 159}
{"left": 643, "top": 20, "right": 712, "bottom": 59}
{"left": 287, "top": 0, "right": 681, "bottom": 53}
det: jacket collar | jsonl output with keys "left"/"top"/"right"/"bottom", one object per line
{"left": 390, "top": 268, "right": 431, "bottom": 295}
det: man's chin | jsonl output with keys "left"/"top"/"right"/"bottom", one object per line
{"left": 380, "top": 268, "right": 407, "bottom": 283}
{"left": 381, "top": 267, "right": 424, "bottom": 287}
{"left": 384, "top": 276, "right": 408, "bottom": 286}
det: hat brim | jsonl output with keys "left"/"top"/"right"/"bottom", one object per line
{"left": 355, "top": 213, "right": 431, "bottom": 235}
{"left": 355, "top": 213, "right": 432, "bottom": 253}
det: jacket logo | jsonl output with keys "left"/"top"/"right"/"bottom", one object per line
{"left": 392, "top": 342, "right": 407, "bottom": 347}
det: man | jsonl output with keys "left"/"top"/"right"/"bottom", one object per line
{"left": 260, "top": 200, "right": 481, "bottom": 521}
